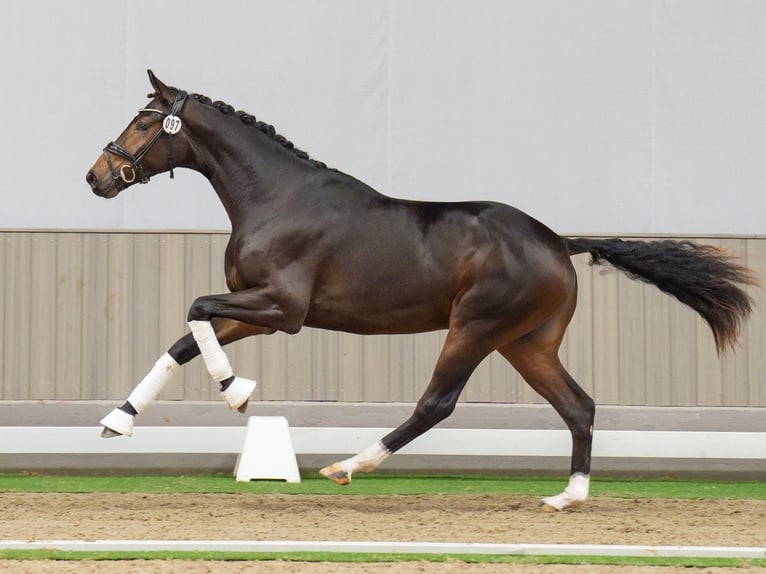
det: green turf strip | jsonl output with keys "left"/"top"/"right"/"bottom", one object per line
{"left": 0, "top": 550, "right": 764, "bottom": 568}
{"left": 0, "top": 474, "right": 763, "bottom": 500}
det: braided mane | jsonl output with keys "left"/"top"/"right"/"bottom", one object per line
{"left": 191, "top": 93, "right": 331, "bottom": 170}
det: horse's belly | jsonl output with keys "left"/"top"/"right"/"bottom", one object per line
{"left": 304, "top": 291, "right": 450, "bottom": 335}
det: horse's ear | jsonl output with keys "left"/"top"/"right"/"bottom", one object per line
{"left": 147, "top": 69, "right": 173, "bottom": 104}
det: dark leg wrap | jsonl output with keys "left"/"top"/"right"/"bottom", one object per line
{"left": 219, "top": 375, "right": 236, "bottom": 392}
{"left": 119, "top": 401, "right": 138, "bottom": 416}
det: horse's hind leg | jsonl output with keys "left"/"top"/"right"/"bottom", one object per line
{"left": 320, "top": 328, "right": 493, "bottom": 484}
{"left": 499, "top": 332, "right": 595, "bottom": 511}
{"left": 100, "top": 319, "right": 269, "bottom": 437}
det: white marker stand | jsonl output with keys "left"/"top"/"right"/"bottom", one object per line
{"left": 234, "top": 416, "right": 301, "bottom": 483}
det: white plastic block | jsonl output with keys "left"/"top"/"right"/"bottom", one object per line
{"left": 234, "top": 416, "right": 301, "bottom": 483}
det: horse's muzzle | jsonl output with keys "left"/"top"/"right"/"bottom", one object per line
{"left": 86, "top": 170, "right": 119, "bottom": 198}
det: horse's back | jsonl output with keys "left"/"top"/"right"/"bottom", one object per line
{"left": 302, "top": 177, "right": 576, "bottom": 334}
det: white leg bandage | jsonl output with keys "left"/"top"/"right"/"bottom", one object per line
{"left": 127, "top": 352, "right": 180, "bottom": 413}
{"left": 99, "top": 352, "right": 180, "bottom": 437}
{"left": 188, "top": 320, "right": 257, "bottom": 410}
{"left": 188, "top": 320, "right": 233, "bottom": 382}
{"left": 338, "top": 442, "right": 391, "bottom": 479}
{"left": 542, "top": 473, "right": 590, "bottom": 510}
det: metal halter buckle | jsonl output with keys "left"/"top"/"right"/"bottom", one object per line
{"left": 119, "top": 164, "right": 136, "bottom": 184}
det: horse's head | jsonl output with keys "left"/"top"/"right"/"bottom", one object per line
{"left": 86, "top": 70, "right": 189, "bottom": 198}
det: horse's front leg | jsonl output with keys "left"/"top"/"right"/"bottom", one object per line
{"left": 100, "top": 319, "right": 269, "bottom": 437}
{"left": 185, "top": 285, "right": 307, "bottom": 409}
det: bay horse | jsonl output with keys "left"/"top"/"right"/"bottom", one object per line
{"left": 86, "top": 70, "right": 756, "bottom": 511}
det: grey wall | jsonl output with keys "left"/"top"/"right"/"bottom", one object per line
{"left": 1, "top": 1, "right": 765, "bottom": 234}
{"left": 1, "top": 3, "right": 764, "bottom": 419}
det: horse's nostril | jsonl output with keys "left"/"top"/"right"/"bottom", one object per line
{"left": 86, "top": 171, "right": 97, "bottom": 186}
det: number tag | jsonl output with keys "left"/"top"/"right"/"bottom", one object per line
{"left": 163, "top": 115, "right": 182, "bottom": 135}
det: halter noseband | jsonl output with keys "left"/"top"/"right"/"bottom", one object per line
{"left": 102, "top": 90, "right": 188, "bottom": 191}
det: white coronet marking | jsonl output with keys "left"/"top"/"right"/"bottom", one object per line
{"left": 542, "top": 473, "right": 590, "bottom": 511}
{"left": 99, "top": 408, "right": 135, "bottom": 437}
{"left": 337, "top": 441, "right": 392, "bottom": 479}
{"left": 188, "top": 320, "right": 234, "bottom": 383}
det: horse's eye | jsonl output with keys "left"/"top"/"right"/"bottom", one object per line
{"left": 137, "top": 121, "right": 149, "bottom": 132}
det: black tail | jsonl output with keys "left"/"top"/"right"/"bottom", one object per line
{"left": 565, "top": 237, "right": 758, "bottom": 354}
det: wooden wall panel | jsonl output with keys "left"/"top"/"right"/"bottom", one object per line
{"left": 1, "top": 231, "right": 764, "bottom": 408}
{"left": 3, "top": 233, "right": 31, "bottom": 399}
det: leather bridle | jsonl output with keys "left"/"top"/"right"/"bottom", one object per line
{"left": 102, "top": 90, "right": 188, "bottom": 191}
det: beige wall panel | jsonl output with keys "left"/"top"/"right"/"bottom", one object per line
{"left": 396, "top": 334, "right": 419, "bottom": 403}
{"left": 746, "top": 239, "right": 766, "bottom": 406}
{"left": 337, "top": 332, "right": 364, "bottom": 402}
{"left": 360, "top": 336, "right": 391, "bottom": 402}
{"left": 0, "top": 235, "right": 5, "bottom": 398}
{"left": 1, "top": 231, "right": 764, "bottom": 408}
{"left": 464, "top": 352, "right": 494, "bottom": 403}
{"left": 286, "top": 329, "right": 314, "bottom": 400}
{"left": 490, "top": 355, "right": 511, "bottom": 403}
{"left": 694, "top": 238, "right": 723, "bottom": 406}
{"left": 643, "top": 273, "right": 672, "bottom": 405}
{"left": 30, "top": 234, "right": 57, "bottom": 400}
{"left": 617, "top": 272, "right": 647, "bottom": 405}
{"left": 80, "top": 234, "right": 110, "bottom": 399}
{"left": 310, "top": 329, "right": 338, "bottom": 401}
{"left": 131, "top": 234, "right": 161, "bottom": 395}
{"left": 105, "top": 235, "right": 135, "bottom": 398}
{"left": 413, "top": 332, "right": 447, "bottom": 400}
{"left": 250, "top": 332, "right": 283, "bottom": 401}
{"left": 391, "top": 334, "right": 417, "bottom": 402}
{"left": 719, "top": 238, "right": 750, "bottom": 407}
{"left": 54, "top": 233, "right": 84, "bottom": 399}
{"left": 157, "top": 234, "right": 188, "bottom": 401}
{"left": 3, "top": 233, "right": 31, "bottom": 399}
{"left": 591, "top": 264, "right": 621, "bottom": 404}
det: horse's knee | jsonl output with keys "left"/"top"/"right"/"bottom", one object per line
{"left": 187, "top": 296, "right": 215, "bottom": 322}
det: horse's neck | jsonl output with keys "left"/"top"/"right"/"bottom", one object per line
{"left": 190, "top": 124, "right": 308, "bottom": 228}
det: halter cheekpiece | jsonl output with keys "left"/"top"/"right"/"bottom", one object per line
{"left": 102, "top": 90, "right": 188, "bottom": 191}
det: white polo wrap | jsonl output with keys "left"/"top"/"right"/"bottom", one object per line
{"left": 188, "top": 320, "right": 233, "bottom": 382}
{"left": 126, "top": 352, "right": 180, "bottom": 413}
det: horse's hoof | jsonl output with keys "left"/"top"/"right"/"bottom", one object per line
{"left": 539, "top": 502, "right": 560, "bottom": 513}
{"left": 320, "top": 463, "right": 350, "bottom": 485}
{"left": 100, "top": 426, "right": 123, "bottom": 438}
{"left": 221, "top": 376, "right": 257, "bottom": 411}
{"left": 237, "top": 399, "right": 249, "bottom": 414}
